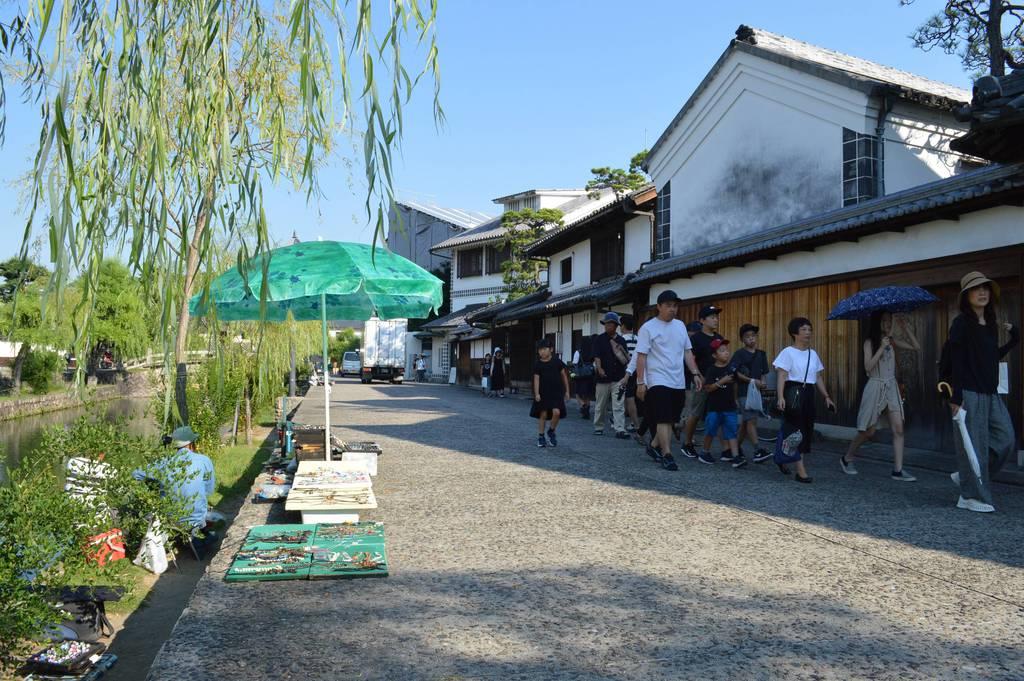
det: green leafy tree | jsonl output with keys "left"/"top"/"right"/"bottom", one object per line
{"left": 21, "top": 347, "right": 62, "bottom": 392}
{"left": 19, "top": 0, "right": 443, "bottom": 424}
{"left": 586, "top": 149, "right": 650, "bottom": 199}
{"left": 0, "top": 264, "right": 75, "bottom": 394}
{"left": 86, "top": 260, "right": 156, "bottom": 360}
{"left": 499, "top": 208, "right": 563, "bottom": 301}
{"left": 329, "top": 328, "right": 361, "bottom": 366}
{"left": 903, "top": 0, "right": 1024, "bottom": 76}
{"left": 0, "top": 256, "right": 47, "bottom": 303}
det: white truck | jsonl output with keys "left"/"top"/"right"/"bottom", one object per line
{"left": 361, "top": 317, "right": 407, "bottom": 384}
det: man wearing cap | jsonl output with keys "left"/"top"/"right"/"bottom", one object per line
{"left": 593, "top": 311, "right": 630, "bottom": 437}
{"left": 136, "top": 426, "right": 215, "bottom": 532}
{"left": 636, "top": 290, "right": 703, "bottom": 470}
{"left": 681, "top": 305, "right": 725, "bottom": 458}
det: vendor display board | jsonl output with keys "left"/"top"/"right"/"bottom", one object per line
{"left": 285, "top": 461, "right": 377, "bottom": 523}
{"left": 308, "top": 522, "right": 388, "bottom": 579}
{"left": 225, "top": 523, "right": 388, "bottom": 582}
{"left": 224, "top": 524, "right": 315, "bottom": 582}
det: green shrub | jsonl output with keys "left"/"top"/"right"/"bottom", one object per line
{"left": 22, "top": 348, "right": 62, "bottom": 392}
{"left": 0, "top": 418, "right": 191, "bottom": 668}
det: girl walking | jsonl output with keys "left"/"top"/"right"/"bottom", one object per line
{"left": 490, "top": 348, "right": 507, "bottom": 397}
{"left": 841, "top": 311, "right": 920, "bottom": 481}
{"left": 774, "top": 317, "right": 836, "bottom": 483}
{"left": 531, "top": 339, "right": 571, "bottom": 447}
{"left": 481, "top": 353, "right": 492, "bottom": 396}
{"left": 947, "top": 271, "right": 1019, "bottom": 513}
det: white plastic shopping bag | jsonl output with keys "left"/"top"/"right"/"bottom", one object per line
{"left": 998, "top": 362, "right": 1009, "bottom": 394}
{"left": 133, "top": 518, "right": 169, "bottom": 575}
{"left": 745, "top": 381, "right": 764, "bottom": 415}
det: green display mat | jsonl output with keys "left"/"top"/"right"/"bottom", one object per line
{"left": 226, "top": 523, "right": 388, "bottom": 582}
{"left": 308, "top": 522, "right": 388, "bottom": 579}
{"left": 225, "top": 524, "right": 316, "bottom": 582}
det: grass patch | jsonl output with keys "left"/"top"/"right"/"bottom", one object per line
{"left": 210, "top": 439, "right": 271, "bottom": 509}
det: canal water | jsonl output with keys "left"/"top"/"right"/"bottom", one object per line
{"left": 1, "top": 397, "right": 159, "bottom": 483}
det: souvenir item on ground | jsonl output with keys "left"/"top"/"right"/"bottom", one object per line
{"left": 254, "top": 483, "right": 292, "bottom": 502}
{"left": 23, "top": 641, "right": 106, "bottom": 676}
{"left": 86, "top": 529, "right": 126, "bottom": 566}
{"left": 133, "top": 518, "right": 170, "bottom": 575}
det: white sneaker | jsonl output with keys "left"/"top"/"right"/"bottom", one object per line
{"left": 957, "top": 496, "right": 994, "bottom": 513}
{"left": 839, "top": 456, "right": 858, "bottom": 475}
{"left": 950, "top": 471, "right": 960, "bottom": 487}
{"left": 891, "top": 470, "right": 916, "bottom": 482}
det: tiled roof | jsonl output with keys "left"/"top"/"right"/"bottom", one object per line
{"left": 526, "top": 184, "right": 656, "bottom": 257}
{"left": 464, "top": 289, "right": 551, "bottom": 325}
{"left": 396, "top": 200, "right": 492, "bottom": 231}
{"left": 420, "top": 303, "right": 489, "bottom": 330}
{"left": 496, "top": 278, "right": 630, "bottom": 323}
{"left": 633, "top": 162, "right": 1024, "bottom": 285}
{"left": 647, "top": 25, "right": 971, "bottom": 168}
{"left": 430, "top": 190, "right": 619, "bottom": 252}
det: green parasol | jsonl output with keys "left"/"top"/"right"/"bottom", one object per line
{"left": 190, "top": 241, "right": 443, "bottom": 456}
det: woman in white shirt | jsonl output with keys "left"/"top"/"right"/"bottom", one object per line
{"left": 773, "top": 317, "right": 836, "bottom": 483}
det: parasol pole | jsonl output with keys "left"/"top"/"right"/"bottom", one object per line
{"left": 322, "top": 292, "right": 331, "bottom": 461}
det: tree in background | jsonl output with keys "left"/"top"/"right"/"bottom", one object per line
{"left": 18, "top": 0, "right": 443, "bottom": 424}
{"left": 0, "top": 257, "right": 47, "bottom": 303}
{"left": 327, "top": 328, "right": 362, "bottom": 372}
{"left": 86, "top": 260, "right": 158, "bottom": 361}
{"left": 499, "top": 208, "right": 564, "bottom": 301}
{"left": 0, "top": 262, "right": 73, "bottom": 394}
{"left": 903, "top": 0, "right": 1024, "bottom": 76}
{"left": 586, "top": 150, "right": 650, "bottom": 199}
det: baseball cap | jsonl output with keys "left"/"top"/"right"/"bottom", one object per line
{"left": 656, "top": 290, "right": 682, "bottom": 304}
{"left": 699, "top": 304, "right": 722, "bottom": 319}
{"left": 739, "top": 323, "right": 759, "bottom": 337}
{"left": 710, "top": 338, "right": 730, "bottom": 351}
{"left": 600, "top": 311, "right": 621, "bottom": 325}
{"left": 536, "top": 338, "right": 553, "bottom": 350}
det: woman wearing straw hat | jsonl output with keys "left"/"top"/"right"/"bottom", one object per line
{"left": 947, "top": 271, "right": 1019, "bottom": 513}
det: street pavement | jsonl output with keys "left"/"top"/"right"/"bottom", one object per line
{"left": 148, "top": 379, "right": 1024, "bottom": 681}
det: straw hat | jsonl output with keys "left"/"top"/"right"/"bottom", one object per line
{"left": 959, "top": 271, "right": 1000, "bottom": 301}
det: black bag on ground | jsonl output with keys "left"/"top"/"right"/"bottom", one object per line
{"left": 52, "top": 586, "right": 122, "bottom": 642}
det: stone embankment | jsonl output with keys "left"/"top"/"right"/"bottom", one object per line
{"left": 0, "top": 369, "right": 158, "bottom": 420}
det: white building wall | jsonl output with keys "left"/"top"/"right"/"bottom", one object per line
{"left": 647, "top": 206, "right": 1023, "bottom": 304}
{"left": 882, "top": 102, "right": 967, "bottom": 194}
{"left": 624, "top": 215, "right": 651, "bottom": 273}
{"left": 647, "top": 50, "right": 972, "bottom": 261}
{"left": 450, "top": 243, "right": 508, "bottom": 307}
{"left": 549, "top": 241, "right": 592, "bottom": 291}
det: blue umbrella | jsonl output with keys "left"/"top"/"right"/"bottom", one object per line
{"left": 827, "top": 286, "right": 939, "bottom": 320}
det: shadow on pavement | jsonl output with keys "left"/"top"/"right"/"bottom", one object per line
{"left": 147, "top": 565, "right": 1022, "bottom": 680}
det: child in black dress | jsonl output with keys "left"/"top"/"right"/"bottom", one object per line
{"left": 531, "top": 339, "right": 570, "bottom": 448}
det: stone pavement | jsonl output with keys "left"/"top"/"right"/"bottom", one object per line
{"left": 148, "top": 380, "right": 1024, "bottom": 681}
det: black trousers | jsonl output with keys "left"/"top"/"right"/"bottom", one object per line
{"left": 783, "top": 382, "right": 816, "bottom": 454}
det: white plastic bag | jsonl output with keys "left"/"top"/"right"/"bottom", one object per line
{"left": 745, "top": 381, "right": 764, "bottom": 415}
{"left": 133, "top": 518, "right": 169, "bottom": 575}
{"left": 481, "top": 376, "right": 490, "bottom": 390}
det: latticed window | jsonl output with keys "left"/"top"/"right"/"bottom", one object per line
{"left": 654, "top": 181, "right": 671, "bottom": 260}
{"left": 457, "top": 247, "right": 483, "bottom": 278}
{"left": 485, "top": 244, "right": 510, "bottom": 274}
{"left": 842, "top": 128, "right": 879, "bottom": 206}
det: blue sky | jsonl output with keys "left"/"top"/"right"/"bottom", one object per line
{"left": 0, "top": 0, "right": 971, "bottom": 261}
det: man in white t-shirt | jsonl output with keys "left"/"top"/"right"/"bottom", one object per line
{"left": 635, "top": 290, "right": 703, "bottom": 471}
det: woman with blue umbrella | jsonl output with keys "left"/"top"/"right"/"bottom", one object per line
{"left": 829, "top": 286, "right": 934, "bottom": 481}
{"left": 839, "top": 311, "right": 921, "bottom": 481}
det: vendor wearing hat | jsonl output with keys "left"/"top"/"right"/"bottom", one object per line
{"left": 682, "top": 304, "right": 725, "bottom": 459}
{"left": 947, "top": 271, "right": 1019, "bottom": 513}
{"left": 592, "top": 311, "right": 630, "bottom": 437}
{"left": 137, "top": 426, "right": 215, "bottom": 531}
